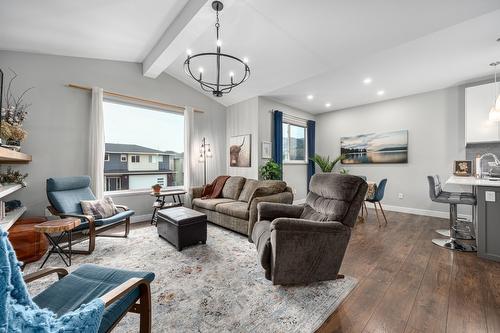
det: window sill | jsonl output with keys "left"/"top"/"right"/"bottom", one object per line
{"left": 283, "top": 161, "right": 308, "bottom": 165}
{"left": 105, "top": 186, "right": 184, "bottom": 197}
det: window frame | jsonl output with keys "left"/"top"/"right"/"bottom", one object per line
{"left": 131, "top": 155, "right": 140, "bottom": 163}
{"left": 282, "top": 121, "right": 308, "bottom": 164}
{"left": 120, "top": 154, "right": 127, "bottom": 162}
{"left": 104, "top": 153, "right": 110, "bottom": 162}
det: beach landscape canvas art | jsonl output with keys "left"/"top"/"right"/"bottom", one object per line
{"left": 341, "top": 130, "right": 408, "bottom": 164}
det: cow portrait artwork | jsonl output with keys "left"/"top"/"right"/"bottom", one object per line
{"left": 229, "top": 134, "right": 251, "bottom": 167}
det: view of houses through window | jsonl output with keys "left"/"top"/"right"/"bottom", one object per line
{"left": 103, "top": 101, "right": 184, "bottom": 192}
{"left": 282, "top": 122, "right": 306, "bottom": 162}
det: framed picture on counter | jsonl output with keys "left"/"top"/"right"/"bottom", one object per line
{"left": 454, "top": 160, "right": 472, "bottom": 176}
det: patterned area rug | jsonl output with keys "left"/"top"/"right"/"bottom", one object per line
{"left": 25, "top": 224, "right": 357, "bottom": 333}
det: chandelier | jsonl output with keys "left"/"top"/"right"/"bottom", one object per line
{"left": 184, "top": 1, "right": 250, "bottom": 97}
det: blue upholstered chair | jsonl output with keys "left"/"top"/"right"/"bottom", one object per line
{"left": 26, "top": 265, "right": 154, "bottom": 333}
{"left": 46, "top": 176, "right": 135, "bottom": 254}
{"left": 365, "top": 178, "right": 388, "bottom": 226}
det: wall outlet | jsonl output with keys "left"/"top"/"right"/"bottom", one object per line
{"left": 485, "top": 191, "right": 496, "bottom": 202}
{"left": 398, "top": 193, "right": 404, "bottom": 199}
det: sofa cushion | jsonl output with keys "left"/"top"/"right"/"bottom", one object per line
{"left": 192, "top": 198, "right": 235, "bottom": 210}
{"left": 33, "top": 264, "right": 155, "bottom": 333}
{"left": 80, "top": 197, "right": 119, "bottom": 219}
{"left": 222, "top": 176, "right": 246, "bottom": 200}
{"left": 238, "top": 179, "right": 259, "bottom": 202}
{"left": 215, "top": 201, "right": 250, "bottom": 220}
{"left": 246, "top": 180, "right": 288, "bottom": 204}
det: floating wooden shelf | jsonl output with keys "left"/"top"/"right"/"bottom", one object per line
{"left": 0, "top": 146, "right": 32, "bottom": 163}
{"left": 0, "top": 184, "right": 24, "bottom": 199}
{"left": 0, "top": 206, "right": 26, "bottom": 230}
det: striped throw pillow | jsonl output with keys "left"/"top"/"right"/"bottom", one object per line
{"left": 80, "top": 197, "right": 118, "bottom": 219}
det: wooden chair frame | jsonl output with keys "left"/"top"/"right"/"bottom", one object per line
{"left": 24, "top": 267, "right": 152, "bottom": 333}
{"left": 46, "top": 205, "right": 131, "bottom": 255}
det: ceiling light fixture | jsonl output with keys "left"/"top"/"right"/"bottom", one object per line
{"left": 489, "top": 61, "right": 500, "bottom": 121}
{"left": 184, "top": 1, "right": 250, "bottom": 97}
{"left": 363, "top": 78, "right": 372, "bottom": 85}
{"left": 307, "top": 94, "right": 314, "bottom": 100}
{"left": 377, "top": 90, "right": 385, "bottom": 96}
{"left": 325, "top": 102, "right": 331, "bottom": 107}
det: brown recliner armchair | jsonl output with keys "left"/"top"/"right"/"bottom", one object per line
{"left": 251, "top": 173, "right": 367, "bottom": 285}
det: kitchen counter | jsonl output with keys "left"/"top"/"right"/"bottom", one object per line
{"left": 446, "top": 175, "right": 500, "bottom": 187}
{"left": 446, "top": 175, "right": 500, "bottom": 262}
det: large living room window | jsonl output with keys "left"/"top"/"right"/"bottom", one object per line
{"left": 282, "top": 122, "right": 307, "bottom": 163}
{"left": 103, "top": 100, "right": 184, "bottom": 193}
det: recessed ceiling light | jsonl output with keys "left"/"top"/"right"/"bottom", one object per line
{"left": 377, "top": 90, "right": 385, "bottom": 96}
{"left": 307, "top": 95, "right": 314, "bottom": 100}
{"left": 325, "top": 103, "right": 331, "bottom": 107}
{"left": 363, "top": 77, "right": 372, "bottom": 85}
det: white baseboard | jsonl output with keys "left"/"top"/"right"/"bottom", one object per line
{"left": 131, "top": 213, "right": 152, "bottom": 223}
{"left": 377, "top": 204, "right": 472, "bottom": 221}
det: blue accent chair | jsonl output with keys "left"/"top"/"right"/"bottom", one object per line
{"left": 26, "top": 265, "right": 154, "bottom": 333}
{"left": 365, "top": 178, "right": 388, "bottom": 226}
{"left": 46, "top": 176, "right": 135, "bottom": 254}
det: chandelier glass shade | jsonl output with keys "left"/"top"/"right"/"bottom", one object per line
{"left": 489, "top": 61, "right": 500, "bottom": 122}
{"left": 184, "top": 1, "right": 250, "bottom": 97}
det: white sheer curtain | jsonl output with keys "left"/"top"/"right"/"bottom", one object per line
{"left": 184, "top": 106, "right": 194, "bottom": 205}
{"left": 89, "top": 87, "right": 105, "bottom": 199}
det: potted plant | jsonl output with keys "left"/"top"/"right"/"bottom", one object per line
{"left": 259, "top": 160, "right": 282, "bottom": 180}
{"left": 309, "top": 154, "right": 345, "bottom": 172}
{"left": 0, "top": 70, "right": 32, "bottom": 150}
{"left": 151, "top": 183, "right": 162, "bottom": 194}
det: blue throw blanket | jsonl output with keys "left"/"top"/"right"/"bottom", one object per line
{"left": 0, "top": 228, "right": 104, "bottom": 332}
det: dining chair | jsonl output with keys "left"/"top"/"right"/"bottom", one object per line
{"left": 365, "top": 178, "right": 388, "bottom": 226}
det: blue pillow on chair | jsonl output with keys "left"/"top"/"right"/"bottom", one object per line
{"left": 0, "top": 228, "right": 105, "bottom": 332}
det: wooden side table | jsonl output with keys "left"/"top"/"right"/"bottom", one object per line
{"left": 35, "top": 218, "right": 81, "bottom": 268}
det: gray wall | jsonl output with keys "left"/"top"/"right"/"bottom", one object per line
{"left": 316, "top": 87, "right": 467, "bottom": 216}
{"left": 0, "top": 50, "right": 227, "bottom": 217}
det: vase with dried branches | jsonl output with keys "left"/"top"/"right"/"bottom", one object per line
{"left": 0, "top": 69, "right": 32, "bottom": 150}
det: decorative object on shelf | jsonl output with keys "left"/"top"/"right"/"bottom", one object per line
{"left": 152, "top": 183, "right": 162, "bottom": 194}
{"left": 0, "top": 167, "right": 28, "bottom": 186}
{"left": 261, "top": 141, "right": 272, "bottom": 159}
{"left": 229, "top": 134, "right": 251, "bottom": 167}
{"left": 309, "top": 154, "right": 345, "bottom": 172}
{"left": 5, "top": 199, "right": 22, "bottom": 213}
{"left": 0, "top": 69, "right": 32, "bottom": 149}
{"left": 259, "top": 160, "right": 282, "bottom": 180}
{"left": 454, "top": 160, "right": 473, "bottom": 177}
{"left": 488, "top": 61, "right": 500, "bottom": 121}
{"left": 341, "top": 130, "right": 408, "bottom": 164}
{"left": 199, "top": 137, "right": 213, "bottom": 185}
{"left": 184, "top": 1, "right": 250, "bottom": 97}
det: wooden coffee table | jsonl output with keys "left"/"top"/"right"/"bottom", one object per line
{"left": 35, "top": 218, "right": 81, "bottom": 268}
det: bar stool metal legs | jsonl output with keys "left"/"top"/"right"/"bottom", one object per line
{"left": 432, "top": 203, "right": 477, "bottom": 252}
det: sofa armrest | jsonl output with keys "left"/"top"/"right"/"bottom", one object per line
{"left": 190, "top": 186, "right": 204, "bottom": 200}
{"left": 257, "top": 202, "right": 304, "bottom": 222}
{"left": 248, "top": 191, "right": 294, "bottom": 242}
{"left": 114, "top": 204, "right": 129, "bottom": 211}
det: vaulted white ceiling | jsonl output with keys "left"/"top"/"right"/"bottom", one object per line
{"left": 1, "top": 0, "right": 500, "bottom": 113}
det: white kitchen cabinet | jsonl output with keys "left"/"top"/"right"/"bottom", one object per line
{"left": 465, "top": 82, "right": 500, "bottom": 144}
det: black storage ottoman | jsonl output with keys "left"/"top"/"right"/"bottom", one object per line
{"left": 156, "top": 206, "right": 207, "bottom": 251}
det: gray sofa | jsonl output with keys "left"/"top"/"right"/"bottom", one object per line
{"left": 252, "top": 173, "right": 368, "bottom": 285}
{"left": 191, "top": 176, "right": 294, "bottom": 239}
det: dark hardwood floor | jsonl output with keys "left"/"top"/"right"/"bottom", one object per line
{"left": 317, "top": 208, "right": 500, "bottom": 333}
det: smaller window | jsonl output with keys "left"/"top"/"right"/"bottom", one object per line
{"left": 104, "top": 154, "right": 110, "bottom": 162}
{"left": 131, "top": 155, "right": 140, "bottom": 163}
{"left": 120, "top": 154, "right": 127, "bottom": 162}
{"left": 149, "top": 155, "right": 153, "bottom": 163}
{"left": 158, "top": 155, "right": 164, "bottom": 162}
{"left": 157, "top": 177, "right": 165, "bottom": 185}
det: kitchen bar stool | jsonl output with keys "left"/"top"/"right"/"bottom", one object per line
{"left": 427, "top": 175, "right": 477, "bottom": 252}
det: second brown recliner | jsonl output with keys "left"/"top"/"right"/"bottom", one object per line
{"left": 251, "top": 173, "right": 368, "bottom": 285}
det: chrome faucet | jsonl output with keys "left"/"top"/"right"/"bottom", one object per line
{"left": 478, "top": 153, "right": 500, "bottom": 178}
